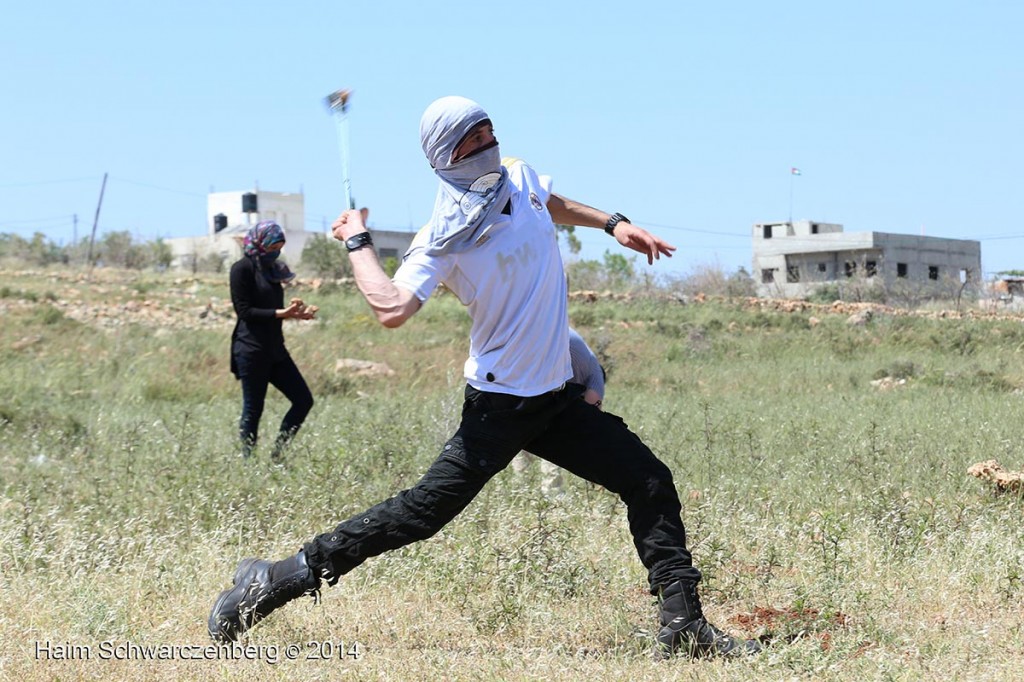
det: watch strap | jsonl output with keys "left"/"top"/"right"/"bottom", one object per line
{"left": 604, "top": 212, "right": 630, "bottom": 236}
{"left": 345, "top": 231, "right": 374, "bottom": 252}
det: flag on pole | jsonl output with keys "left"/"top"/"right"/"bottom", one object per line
{"left": 791, "top": 167, "right": 802, "bottom": 176}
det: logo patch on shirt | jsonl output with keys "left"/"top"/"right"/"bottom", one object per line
{"left": 529, "top": 192, "right": 543, "bottom": 211}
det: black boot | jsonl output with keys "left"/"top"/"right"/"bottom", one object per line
{"left": 655, "top": 580, "right": 762, "bottom": 659}
{"left": 269, "top": 433, "right": 289, "bottom": 464}
{"left": 208, "top": 550, "right": 320, "bottom": 643}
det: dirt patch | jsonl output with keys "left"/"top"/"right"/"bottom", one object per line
{"left": 731, "top": 606, "right": 868, "bottom": 654}
{"left": 9, "top": 267, "right": 1024, "bottom": 332}
{"left": 335, "top": 358, "right": 396, "bottom": 377}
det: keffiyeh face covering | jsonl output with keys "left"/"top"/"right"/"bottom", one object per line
{"left": 410, "top": 96, "right": 512, "bottom": 258}
{"left": 244, "top": 221, "right": 295, "bottom": 283}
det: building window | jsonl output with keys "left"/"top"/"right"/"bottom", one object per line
{"left": 929, "top": 266, "right": 939, "bottom": 280}
{"left": 897, "top": 263, "right": 908, "bottom": 278}
{"left": 787, "top": 265, "right": 800, "bottom": 283}
{"left": 811, "top": 223, "right": 819, "bottom": 234}
{"left": 844, "top": 261, "right": 857, "bottom": 278}
{"left": 763, "top": 225, "right": 773, "bottom": 239}
{"left": 866, "top": 260, "right": 877, "bottom": 278}
{"left": 761, "top": 268, "right": 776, "bottom": 283}
{"left": 817, "top": 263, "right": 827, "bottom": 273}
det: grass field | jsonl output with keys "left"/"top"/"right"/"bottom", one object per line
{"left": 2, "top": 266, "right": 1024, "bottom": 681}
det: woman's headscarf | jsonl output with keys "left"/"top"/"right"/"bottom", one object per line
{"left": 407, "top": 96, "right": 513, "bottom": 259}
{"left": 243, "top": 221, "right": 295, "bottom": 283}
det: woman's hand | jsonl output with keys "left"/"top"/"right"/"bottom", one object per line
{"left": 294, "top": 302, "right": 318, "bottom": 320}
{"left": 278, "top": 298, "right": 318, "bottom": 320}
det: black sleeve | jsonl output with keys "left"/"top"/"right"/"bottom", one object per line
{"left": 230, "top": 259, "right": 277, "bottom": 321}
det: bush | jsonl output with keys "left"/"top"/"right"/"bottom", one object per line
{"left": 381, "top": 256, "right": 399, "bottom": 278}
{"left": 668, "top": 263, "right": 756, "bottom": 298}
{"left": 151, "top": 239, "right": 173, "bottom": 270}
{"left": 34, "top": 304, "right": 66, "bottom": 325}
{"left": 196, "top": 253, "right": 226, "bottom": 274}
{"left": 0, "top": 232, "right": 64, "bottom": 266}
{"left": 99, "top": 231, "right": 150, "bottom": 269}
{"left": 807, "top": 283, "right": 843, "bottom": 303}
{"left": 565, "top": 251, "right": 636, "bottom": 291}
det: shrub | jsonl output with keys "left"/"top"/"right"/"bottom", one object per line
{"left": 565, "top": 251, "right": 637, "bottom": 291}
{"left": 807, "top": 283, "right": 842, "bottom": 304}
{"left": 196, "top": 253, "right": 226, "bottom": 274}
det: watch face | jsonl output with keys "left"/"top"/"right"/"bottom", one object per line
{"left": 346, "top": 233, "right": 371, "bottom": 250}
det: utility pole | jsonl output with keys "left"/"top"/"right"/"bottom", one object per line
{"left": 87, "top": 172, "right": 108, "bottom": 271}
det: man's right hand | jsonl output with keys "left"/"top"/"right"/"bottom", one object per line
{"left": 332, "top": 208, "right": 371, "bottom": 243}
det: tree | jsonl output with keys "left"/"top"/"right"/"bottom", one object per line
{"left": 726, "top": 267, "right": 757, "bottom": 298}
{"left": 151, "top": 239, "right": 173, "bottom": 270}
{"left": 556, "top": 224, "right": 581, "bottom": 255}
{"left": 564, "top": 251, "right": 638, "bottom": 291}
{"left": 301, "top": 234, "right": 353, "bottom": 279}
{"left": 98, "top": 231, "right": 149, "bottom": 269}
{"left": 0, "top": 232, "right": 64, "bottom": 266}
{"left": 27, "top": 232, "right": 63, "bottom": 265}
{"left": 197, "top": 253, "right": 226, "bottom": 274}
{"left": 602, "top": 250, "right": 635, "bottom": 287}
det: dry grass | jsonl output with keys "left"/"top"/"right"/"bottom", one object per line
{"left": 3, "top": 266, "right": 1024, "bottom": 681}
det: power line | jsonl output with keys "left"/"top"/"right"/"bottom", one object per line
{"left": 0, "top": 176, "right": 100, "bottom": 189}
{"left": 974, "top": 234, "right": 1024, "bottom": 242}
{"left": 0, "top": 174, "right": 206, "bottom": 198}
{"left": 0, "top": 214, "right": 75, "bottom": 225}
{"left": 638, "top": 221, "right": 748, "bottom": 238}
{"left": 107, "top": 176, "right": 207, "bottom": 198}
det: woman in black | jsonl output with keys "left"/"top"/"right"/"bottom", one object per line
{"left": 229, "top": 221, "right": 316, "bottom": 461}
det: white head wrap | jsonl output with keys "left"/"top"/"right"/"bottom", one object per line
{"left": 408, "top": 96, "right": 512, "bottom": 258}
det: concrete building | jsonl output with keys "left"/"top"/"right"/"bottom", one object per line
{"left": 752, "top": 220, "right": 981, "bottom": 299}
{"left": 165, "top": 190, "right": 311, "bottom": 270}
{"left": 163, "top": 189, "right": 415, "bottom": 272}
{"left": 370, "top": 230, "right": 418, "bottom": 263}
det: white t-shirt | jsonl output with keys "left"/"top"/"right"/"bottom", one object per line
{"left": 568, "top": 328, "right": 605, "bottom": 397}
{"left": 394, "top": 158, "right": 572, "bottom": 396}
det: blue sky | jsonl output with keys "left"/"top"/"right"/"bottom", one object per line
{"left": 2, "top": 0, "right": 1021, "bottom": 278}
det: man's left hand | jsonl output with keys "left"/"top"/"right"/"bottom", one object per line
{"left": 614, "top": 223, "right": 676, "bottom": 265}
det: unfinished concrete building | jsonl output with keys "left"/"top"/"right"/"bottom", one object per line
{"left": 752, "top": 220, "right": 981, "bottom": 299}
{"left": 164, "top": 189, "right": 415, "bottom": 271}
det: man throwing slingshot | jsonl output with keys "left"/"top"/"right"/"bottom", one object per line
{"left": 208, "top": 96, "right": 762, "bottom": 659}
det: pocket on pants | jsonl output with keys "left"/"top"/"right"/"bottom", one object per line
{"left": 439, "top": 435, "right": 507, "bottom": 476}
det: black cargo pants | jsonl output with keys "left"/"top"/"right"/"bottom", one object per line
{"left": 304, "top": 383, "right": 701, "bottom": 592}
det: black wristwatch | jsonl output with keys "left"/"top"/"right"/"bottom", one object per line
{"left": 345, "top": 231, "right": 374, "bottom": 252}
{"left": 604, "top": 212, "right": 630, "bottom": 236}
